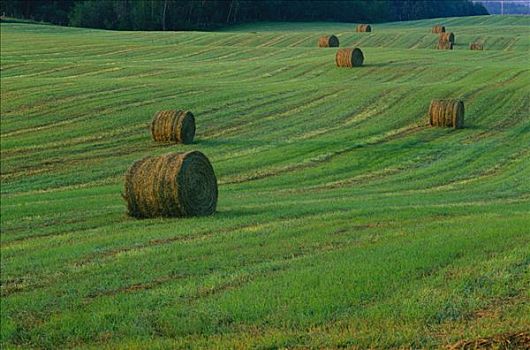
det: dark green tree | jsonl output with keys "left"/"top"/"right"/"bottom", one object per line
{"left": 1, "top": 0, "right": 489, "bottom": 31}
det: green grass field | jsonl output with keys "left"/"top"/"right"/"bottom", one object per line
{"left": 1, "top": 15, "right": 529, "bottom": 349}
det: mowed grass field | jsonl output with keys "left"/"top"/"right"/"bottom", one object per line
{"left": 1, "top": 15, "right": 530, "bottom": 349}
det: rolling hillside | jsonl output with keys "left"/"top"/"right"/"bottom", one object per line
{"left": 1, "top": 15, "right": 529, "bottom": 349}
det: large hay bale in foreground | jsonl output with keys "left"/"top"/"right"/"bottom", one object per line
{"left": 356, "top": 24, "right": 372, "bottom": 32}
{"left": 151, "top": 110, "right": 195, "bottom": 144}
{"left": 432, "top": 25, "right": 446, "bottom": 33}
{"left": 439, "top": 32, "right": 455, "bottom": 44}
{"left": 335, "top": 48, "right": 364, "bottom": 67}
{"left": 124, "top": 151, "right": 218, "bottom": 218}
{"left": 318, "top": 35, "right": 339, "bottom": 47}
{"left": 469, "top": 42, "right": 484, "bottom": 50}
{"left": 437, "top": 40, "right": 453, "bottom": 50}
{"left": 428, "top": 99, "right": 464, "bottom": 129}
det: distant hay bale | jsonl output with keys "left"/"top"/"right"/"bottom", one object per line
{"left": 469, "top": 42, "right": 484, "bottom": 50}
{"left": 124, "top": 151, "right": 218, "bottom": 218}
{"left": 439, "top": 32, "right": 455, "bottom": 44}
{"left": 432, "top": 25, "right": 446, "bottom": 33}
{"left": 151, "top": 110, "right": 195, "bottom": 144}
{"left": 335, "top": 48, "right": 364, "bottom": 67}
{"left": 318, "top": 35, "right": 339, "bottom": 47}
{"left": 437, "top": 40, "right": 453, "bottom": 50}
{"left": 356, "top": 24, "right": 372, "bottom": 32}
{"left": 428, "top": 99, "right": 464, "bottom": 129}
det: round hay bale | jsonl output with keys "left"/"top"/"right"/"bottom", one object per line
{"left": 335, "top": 48, "right": 364, "bottom": 67}
{"left": 428, "top": 99, "right": 464, "bottom": 129}
{"left": 356, "top": 24, "right": 372, "bottom": 32}
{"left": 439, "top": 32, "right": 455, "bottom": 44}
{"left": 318, "top": 35, "right": 339, "bottom": 48}
{"left": 432, "top": 25, "right": 446, "bottom": 33}
{"left": 437, "top": 40, "right": 453, "bottom": 50}
{"left": 151, "top": 110, "right": 195, "bottom": 144}
{"left": 124, "top": 151, "right": 218, "bottom": 218}
{"left": 469, "top": 42, "right": 484, "bottom": 50}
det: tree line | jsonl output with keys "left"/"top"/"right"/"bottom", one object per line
{"left": 476, "top": 1, "right": 530, "bottom": 15}
{"left": 1, "top": 0, "right": 489, "bottom": 31}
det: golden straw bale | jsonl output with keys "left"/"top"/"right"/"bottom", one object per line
{"left": 469, "top": 42, "right": 484, "bottom": 50}
{"left": 356, "top": 24, "right": 372, "bottom": 32}
{"left": 318, "top": 35, "right": 339, "bottom": 47}
{"left": 437, "top": 40, "right": 453, "bottom": 50}
{"left": 439, "top": 32, "right": 455, "bottom": 44}
{"left": 335, "top": 48, "right": 364, "bottom": 67}
{"left": 124, "top": 151, "right": 218, "bottom": 218}
{"left": 428, "top": 99, "right": 464, "bottom": 129}
{"left": 432, "top": 25, "right": 446, "bottom": 33}
{"left": 151, "top": 110, "right": 195, "bottom": 144}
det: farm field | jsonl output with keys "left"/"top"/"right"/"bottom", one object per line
{"left": 1, "top": 15, "right": 530, "bottom": 349}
